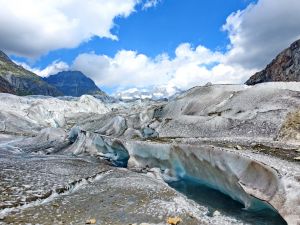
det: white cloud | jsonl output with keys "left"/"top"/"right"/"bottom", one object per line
{"left": 17, "top": 61, "right": 69, "bottom": 77}
{"left": 223, "top": 0, "right": 300, "bottom": 69}
{"left": 21, "top": 44, "right": 255, "bottom": 93}
{"left": 63, "top": 0, "right": 300, "bottom": 92}
{"left": 72, "top": 50, "right": 172, "bottom": 87}
{"left": 142, "top": 0, "right": 161, "bottom": 10}
{"left": 0, "top": 0, "right": 139, "bottom": 57}
{"left": 14, "top": 0, "right": 300, "bottom": 94}
{"left": 72, "top": 43, "right": 256, "bottom": 91}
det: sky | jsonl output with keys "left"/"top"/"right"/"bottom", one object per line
{"left": 1, "top": 0, "right": 300, "bottom": 95}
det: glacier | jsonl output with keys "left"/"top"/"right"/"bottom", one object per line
{"left": 0, "top": 82, "right": 299, "bottom": 224}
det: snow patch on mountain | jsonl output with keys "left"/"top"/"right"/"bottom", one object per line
{"left": 114, "top": 85, "right": 182, "bottom": 101}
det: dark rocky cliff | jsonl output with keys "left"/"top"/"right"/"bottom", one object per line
{"left": 246, "top": 39, "right": 300, "bottom": 85}
{"left": 0, "top": 76, "right": 15, "bottom": 94}
{"left": 0, "top": 51, "right": 62, "bottom": 96}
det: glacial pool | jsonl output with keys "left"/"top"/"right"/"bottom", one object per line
{"left": 168, "top": 179, "right": 287, "bottom": 225}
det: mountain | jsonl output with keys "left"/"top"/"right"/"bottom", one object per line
{"left": 115, "top": 86, "right": 182, "bottom": 101}
{"left": 43, "top": 71, "right": 107, "bottom": 97}
{"left": 0, "top": 76, "right": 15, "bottom": 94}
{"left": 246, "top": 39, "right": 300, "bottom": 85}
{"left": 0, "top": 51, "right": 61, "bottom": 96}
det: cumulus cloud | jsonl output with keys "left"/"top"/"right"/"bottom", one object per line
{"left": 22, "top": 43, "right": 255, "bottom": 92}
{"left": 142, "top": 0, "right": 161, "bottom": 10}
{"left": 72, "top": 50, "right": 172, "bottom": 87}
{"left": 63, "top": 0, "right": 300, "bottom": 92}
{"left": 223, "top": 0, "right": 300, "bottom": 69}
{"left": 0, "top": 0, "right": 138, "bottom": 57}
{"left": 17, "top": 61, "right": 69, "bottom": 77}
{"left": 15, "top": 0, "right": 300, "bottom": 94}
{"left": 72, "top": 43, "right": 256, "bottom": 90}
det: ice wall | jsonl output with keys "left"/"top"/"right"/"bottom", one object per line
{"left": 124, "top": 141, "right": 299, "bottom": 225}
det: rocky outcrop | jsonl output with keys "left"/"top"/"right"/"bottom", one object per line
{"left": 246, "top": 39, "right": 300, "bottom": 85}
{"left": 0, "top": 76, "right": 15, "bottom": 94}
{"left": 277, "top": 110, "right": 300, "bottom": 143}
{"left": 0, "top": 51, "right": 62, "bottom": 96}
{"left": 44, "top": 71, "right": 107, "bottom": 97}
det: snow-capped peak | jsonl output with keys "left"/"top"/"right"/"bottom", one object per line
{"left": 114, "top": 85, "right": 182, "bottom": 101}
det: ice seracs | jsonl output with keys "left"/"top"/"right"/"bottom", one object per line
{"left": 0, "top": 82, "right": 299, "bottom": 224}
{"left": 0, "top": 93, "right": 109, "bottom": 135}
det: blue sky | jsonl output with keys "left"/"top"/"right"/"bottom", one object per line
{"left": 2, "top": 0, "right": 299, "bottom": 95}
{"left": 14, "top": 0, "right": 254, "bottom": 68}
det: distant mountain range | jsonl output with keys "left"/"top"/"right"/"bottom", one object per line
{"left": 115, "top": 86, "right": 182, "bottom": 101}
{"left": 246, "top": 39, "right": 300, "bottom": 85}
{"left": 43, "top": 71, "right": 107, "bottom": 97}
{"left": 0, "top": 50, "right": 108, "bottom": 97}
{"left": 1, "top": 38, "right": 300, "bottom": 98}
{"left": 0, "top": 51, "right": 61, "bottom": 96}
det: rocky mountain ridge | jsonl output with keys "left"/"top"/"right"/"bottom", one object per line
{"left": 43, "top": 70, "right": 107, "bottom": 97}
{"left": 0, "top": 51, "right": 62, "bottom": 96}
{"left": 246, "top": 39, "right": 300, "bottom": 85}
{"left": 0, "top": 76, "right": 15, "bottom": 94}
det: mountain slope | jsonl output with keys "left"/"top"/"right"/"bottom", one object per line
{"left": 0, "top": 76, "right": 15, "bottom": 94}
{"left": 246, "top": 39, "right": 300, "bottom": 85}
{"left": 0, "top": 51, "right": 62, "bottom": 96}
{"left": 43, "top": 71, "right": 107, "bottom": 97}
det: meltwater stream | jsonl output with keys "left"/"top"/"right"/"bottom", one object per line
{"left": 168, "top": 179, "right": 287, "bottom": 225}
